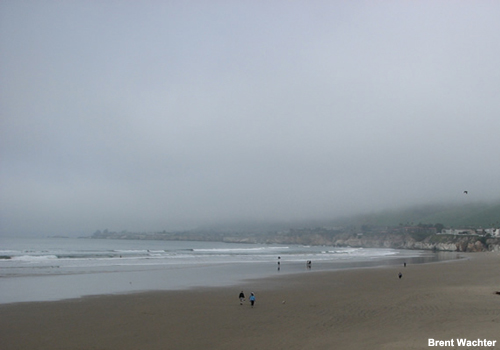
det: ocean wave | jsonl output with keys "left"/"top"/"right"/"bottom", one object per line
{"left": 114, "top": 249, "right": 151, "bottom": 253}
{"left": 192, "top": 246, "right": 287, "bottom": 253}
{"left": 12, "top": 255, "right": 59, "bottom": 261}
{"left": 0, "top": 250, "right": 19, "bottom": 254}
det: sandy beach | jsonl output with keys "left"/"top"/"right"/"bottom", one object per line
{"left": 1, "top": 252, "right": 499, "bottom": 350}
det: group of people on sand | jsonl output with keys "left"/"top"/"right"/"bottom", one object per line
{"left": 239, "top": 291, "right": 256, "bottom": 307}
{"left": 399, "top": 261, "right": 407, "bottom": 279}
{"left": 278, "top": 256, "right": 312, "bottom": 271}
{"left": 238, "top": 262, "right": 406, "bottom": 309}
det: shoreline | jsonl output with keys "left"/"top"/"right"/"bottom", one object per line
{"left": 1, "top": 252, "right": 499, "bottom": 349}
{"left": 0, "top": 249, "right": 456, "bottom": 305}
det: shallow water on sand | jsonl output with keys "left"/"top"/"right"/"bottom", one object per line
{"left": 0, "top": 237, "right": 459, "bottom": 303}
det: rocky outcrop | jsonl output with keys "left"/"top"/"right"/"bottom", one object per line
{"left": 258, "top": 232, "right": 500, "bottom": 252}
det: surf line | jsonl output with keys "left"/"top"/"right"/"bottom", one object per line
{"left": 428, "top": 338, "right": 497, "bottom": 347}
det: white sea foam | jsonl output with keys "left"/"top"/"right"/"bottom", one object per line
{"left": 12, "top": 255, "right": 59, "bottom": 261}
{"left": 192, "top": 246, "right": 286, "bottom": 253}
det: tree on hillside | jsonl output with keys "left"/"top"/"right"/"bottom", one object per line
{"left": 435, "top": 223, "right": 444, "bottom": 233}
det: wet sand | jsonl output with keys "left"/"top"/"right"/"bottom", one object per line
{"left": 1, "top": 252, "right": 499, "bottom": 350}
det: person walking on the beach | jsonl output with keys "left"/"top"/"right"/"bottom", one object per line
{"left": 239, "top": 291, "right": 245, "bottom": 305}
{"left": 249, "top": 292, "right": 256, "bottom": 308}
{"left": 398, "top": 272, "right": 402, "bottom": 279}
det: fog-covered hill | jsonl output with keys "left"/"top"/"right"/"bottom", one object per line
{"left": 334, "top": 201, "right": 500, "bottom": 228}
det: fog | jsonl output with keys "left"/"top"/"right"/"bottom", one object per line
{"left": 1, "top": 1, "right": 499, "bottom": 236}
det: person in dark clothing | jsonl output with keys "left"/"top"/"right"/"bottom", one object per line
{"left": 239, "top": 291, "right": 245, "bottom": 305}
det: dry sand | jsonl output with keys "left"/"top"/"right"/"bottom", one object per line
{"left": 1, "top": 253, "right": 499, "bottom": 350}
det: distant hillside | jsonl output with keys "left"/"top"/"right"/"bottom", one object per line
{"left": 90, "top": 200, "right": 500, "bottom": 252}
{"left": 335, "top": 201, "right": 500, "bottom": 228}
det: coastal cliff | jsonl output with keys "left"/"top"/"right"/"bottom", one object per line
{"left": 91, "top": 229, "right": 500, "bottom": 252}
{"left": 232, "top": 231, "right": 500, "bottom": 252}
{"left": 326, "top": 233, "right": 500, "bottom": 252}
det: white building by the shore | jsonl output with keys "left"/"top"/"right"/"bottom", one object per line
{"left": 440, "top": 228, "right": 500, "bottom": 237}
{"left": 485, "top": 228, "right": 500, "bottom": 237}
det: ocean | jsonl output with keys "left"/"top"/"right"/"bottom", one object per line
{"left": 0, "top": 237, "right": 457, "bottom": 304}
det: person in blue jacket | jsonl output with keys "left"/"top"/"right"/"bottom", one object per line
{"left": 249, "top": 292, "right": 256, "bottom": 308}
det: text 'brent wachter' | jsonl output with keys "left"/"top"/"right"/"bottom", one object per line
{"left": 428, "top": 339, "right": 497, "bottom": 347}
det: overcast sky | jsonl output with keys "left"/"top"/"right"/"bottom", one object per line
{"left": 1, "top": 1, "right": 499, "bottom": 236}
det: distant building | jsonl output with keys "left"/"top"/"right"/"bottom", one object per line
{"left": 440, "top": 229, "right": 477, "bottom": 235}
{"left": 485, "top": 228, "right": 500, "bottom": 237}
{"left": 439, "top": 228, "right": 500, "bottom": 236}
